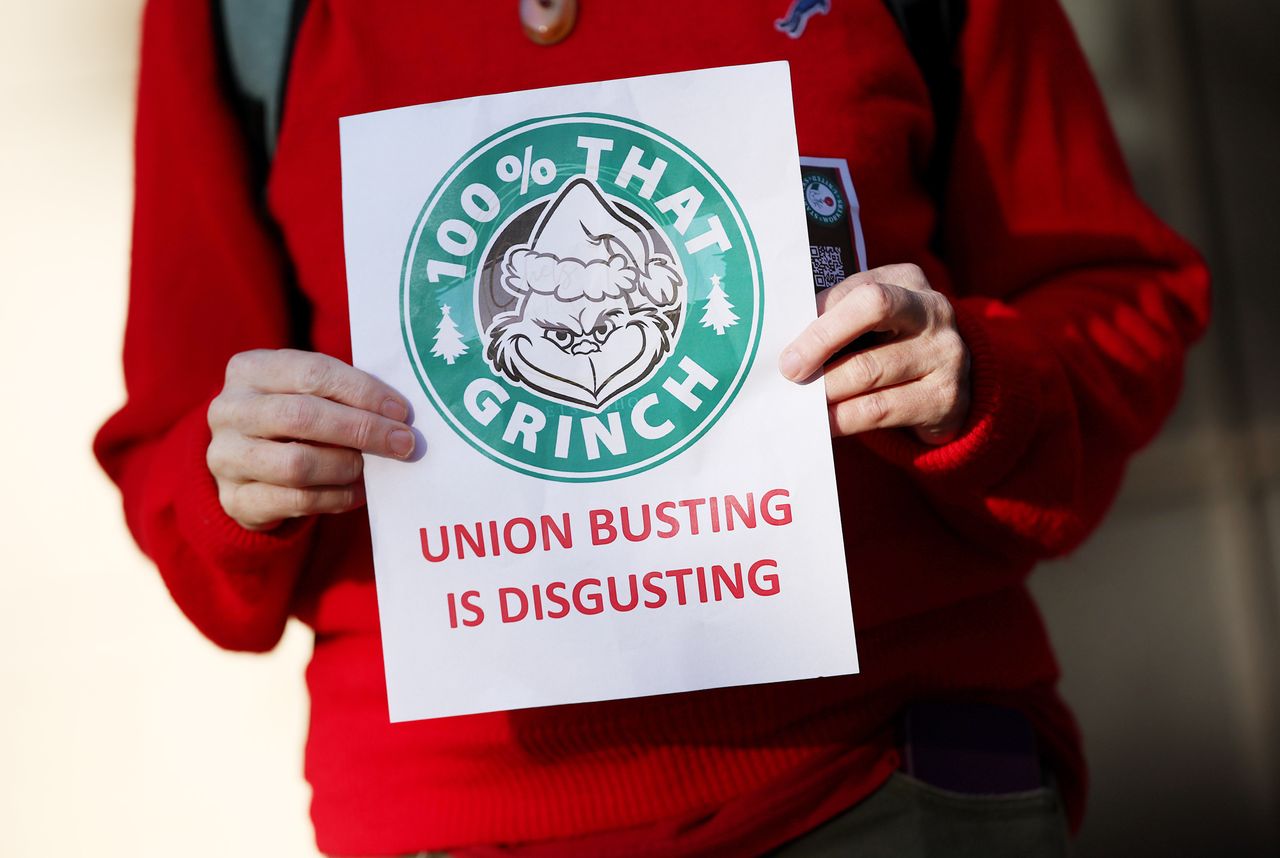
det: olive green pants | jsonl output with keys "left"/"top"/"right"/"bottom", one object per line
{"left": 384, "top": 770, "right": 1071, "bottom": 858}
{"left": 767, "top": 771, "right": 1070, "bottom": 857}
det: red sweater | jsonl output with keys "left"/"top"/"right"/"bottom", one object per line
{"left": 96, "top": 1, "right": 1210, "bottom": 854}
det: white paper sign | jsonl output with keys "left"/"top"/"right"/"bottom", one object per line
{"left": 340, "top": 62, "right": 858, "bottom": 722}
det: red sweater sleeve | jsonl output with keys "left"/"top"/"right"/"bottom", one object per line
{"left": 860, "top": 0, "right": 1211, "bottom": 560}
{"left": 94, "top": 0, "right": 316, "bottom": 652}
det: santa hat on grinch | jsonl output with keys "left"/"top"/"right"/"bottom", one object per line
{"left": 501, "top": 177, "right": 683, "bottom": 308}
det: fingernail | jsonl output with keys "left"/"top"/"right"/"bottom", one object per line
{"left": 389, "top": 429, "right": 415, "bottom": 458}
{"left": 779, "top": 349, "right": 804, "bottom": 381}
{"left": 381, "top": 398, "right": 409, "bottom": 421}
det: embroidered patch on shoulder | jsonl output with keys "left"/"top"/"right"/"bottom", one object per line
{"left": 775, "top": 0, "right": 832, "bottom": 39}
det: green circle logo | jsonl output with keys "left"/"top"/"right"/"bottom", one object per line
{"left": 802, "top": 174, "right": 845, "bottom": 225}
{"left": 402, "top": 114, "right": 763, "bottom": 481}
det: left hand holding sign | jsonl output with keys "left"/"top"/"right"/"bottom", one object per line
{"left": 778, "top": 264, "right": 971, "bottom": 445}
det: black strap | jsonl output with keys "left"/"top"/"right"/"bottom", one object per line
{"left": 211, "top": 0, "right": 313, "bottom": 348}
{"left": 880, "top": 0, "right": 968, "bottom": 217}
{"left": 212, "top": 0, "right": 310, "bottom": 192}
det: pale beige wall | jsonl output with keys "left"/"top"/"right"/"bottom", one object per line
{"left": 0, "top": 3, "right": 319, "bottom": 855}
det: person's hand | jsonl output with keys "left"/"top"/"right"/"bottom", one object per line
{"left": 778, "top": 264, "right": 971, "bottom": 444}
{"left": 207, "top": 349, "right": 415, "bottom": 531}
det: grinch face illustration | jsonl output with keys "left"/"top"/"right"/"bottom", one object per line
{"left": 401, "top": 113, "right": 762, "bottom": 481}
{"left": 484, "top": 178, "right": 684, "bottom": 410}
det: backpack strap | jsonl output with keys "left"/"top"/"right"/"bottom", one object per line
{"left": 212, "top": 0, "right": 310, "bottom": 179}
{"left": 211, "top": 0, "right": 314, "bottom": 347}
{"left": 880, "top": 0, "right": 968, "bottom": 216}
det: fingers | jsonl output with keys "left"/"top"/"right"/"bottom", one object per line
{"left": 207, "top": 436, "right": 364, "bottom": 488}
{"left": 810, "top": 264, "right": 931, "bottom": 316}
{"left": 218, "top": 481, "right": 367, "bottom": 532}
{"left": 210, "top": 392, "right": 415, "bottom": 459}
{"left": 827, "top": 364, "right": 970, "bottom": 441}
{"left": 208, "top": 349, "right": 415, "bottom": 532}
{"left": 829, "top": 375, "right": 944, "bottom": 438}
{"left": 780, "top": 279, "right": 927, "bottom": 381}
{"left": 858, "top": 263, "right": 932, "bottom": 294}
{"left": 782, "top": 263, "right": 971, "bottom": 441}
{"left": 821, "top": 340, "right": 933, "bottom": 404}
{"left": 226, "top": 349, "right": 410, "bottom": 421}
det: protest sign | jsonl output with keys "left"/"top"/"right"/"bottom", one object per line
{"left": 340, "top": 62, "right": 858, "bottom": 721}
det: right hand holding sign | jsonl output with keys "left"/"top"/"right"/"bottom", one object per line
{"left": 206, "top": 349, "right": 416, "bottom": 531}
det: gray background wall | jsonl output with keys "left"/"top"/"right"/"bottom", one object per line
{"left": 1041, "top": 1, "right": 1280, "bottom": 854}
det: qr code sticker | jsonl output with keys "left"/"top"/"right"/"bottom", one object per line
{"left": 810, "top": 245, "right": 845, "bottom": 290}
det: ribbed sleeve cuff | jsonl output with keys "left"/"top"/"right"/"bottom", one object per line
{"left": 857, "top": 296, "right": 1043, "bottom": 487}
{"left": 170, "top": 398, "right": 316, "bottom": 576}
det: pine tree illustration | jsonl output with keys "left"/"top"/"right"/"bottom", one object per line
{"left": 700, "top": 274, "right": 739, "bottom": 335}
{"left": 431, "top": 304, "right": 468, "bottom": 364}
